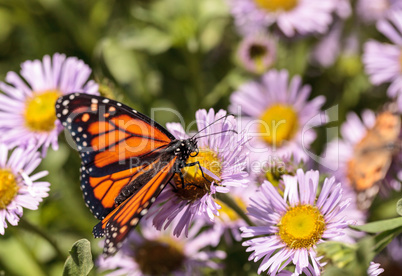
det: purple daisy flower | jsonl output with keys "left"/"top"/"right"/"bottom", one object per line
{"left": 97, "top": 219, "right": 225, "bottom": 276}
{"left": 0, "top": 53, "right": 99, "bottom": 155}
{"left": 363, "top": 10, "right": 402, "bottom": 111}
{"left": 368, "top": 262, "right": 384, "bottom": 276}
{"left": 0, "top": 144, "right": 50, "bottom": 235}
{"left": 357, "top": 0, "right": 402, "bottom": 24}
{"left": 227, "top": 0, "right": 336, "bottom": 37}
{"left": 229, "top": 69, "right": 325, "bottom": 167}
{"left": 236, "top": 32, "right": 276, "bottom": 74}
{"left": 241, "top": 169, "right": 350, "bottom": 275}
{"left": 150, "top": 108, "right": 249, "bottom": 237}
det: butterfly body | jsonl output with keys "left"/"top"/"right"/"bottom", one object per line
{"left": 55, "top": 93, "right": 199, "bottom": 255}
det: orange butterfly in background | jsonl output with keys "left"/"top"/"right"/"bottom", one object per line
{"left": 347, "top": 110, "right": 401, "bottom": 209}
{"left": 55, "top": 93, "right": 204, "bottom": 256}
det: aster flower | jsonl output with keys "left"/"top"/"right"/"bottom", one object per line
{"left": 367, "top": 262, "right": 384, "bottom": 276}
{"left": 357, "top": 0, "right": 402, "bottom": 24}
{"left": 0, "top": 144, "right": 50, "bottom": 235}
{"left": 363, "top": 10, "right": 402, "bottom": 111}
{"left": 229, "top": 69, "right": 325, "bottom": 166}
{"left": 97, "top": 219, "right": 225, "bottom": 276}
{"left": 0, "top": 53, "right": 99, "bottom": 155}
{"left": 227, "top": 0, "right": 336, "bottom": 37}
{"left": 150, "top": 108, "right": 248, "bottom": 237}
{"left": 241, "top": 169, "right": 350, "bottom": 275}
{"left": 236, "top": 33, "right": 276, "bottom": 74}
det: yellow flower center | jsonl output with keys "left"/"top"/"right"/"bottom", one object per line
{"left": 174, "top": 148, "right": 222, "bottom": 201}
{"left": 24, "top": 90, "right": 61, "bottom": 132}
{"left": 0, "top": 169, "right": 19, "bottom": 209}
{"left": 278, "top": 205, "right": 326, "bottom": 249}
{"left": 254, "top": 0, "right": 299, "bottom": 12}
{"left": 216, "top": 196, "right": 247, "bottom": 222}
{"left": 135, "top": 239, "right": 185, "bottom": 275}
{"left": 258, "top": 104, "right": 299, "bottom": 147}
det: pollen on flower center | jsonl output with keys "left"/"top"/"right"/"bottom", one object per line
{"left": 0, "top": 169, "right": 19, "bottom": 209}
{"left": 258, "top": 104, "right": 299, "bottom": 147}
{"left": 278, "top": 205, "right": 326, "bottom": 249}
{"left": 135, "top": 240, "right": 185, "bottom": 275}
{"left": 254, "top": 0, "right": 299, "bottom": 12}
{"left": 24, "top": 90, "right": 61, "bottom": 132}
{"left": 174, "top": 148, "right": 222, "bottom": 201}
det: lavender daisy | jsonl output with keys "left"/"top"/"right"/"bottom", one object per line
{"left": 363, "top": 10, "right": 402, "bottom": 111}
{"left": 241, "top": 169, "right": 350, "bottom": 275}
{"left": 97, "top": 219, "right": 225, "bottom": 276}
{"left": 0, "top": 53, "right": 99, "bottom": 154}
{"left": 368, "top": 262, "right": 384, "bottom": 276}
{"left": 0, "top": 144, "right": 50, "bottom": 235}
{"left": 357, "top": 0, "right": 402, "bottom": 24}
{"left": 227, "top": 0, "right": 336, "bottom": 37}
{"left": 229, "top": 69, "right": 325, "bottom": 166}
{"left": 236, "top": 32, "right": 276, "bottom": 74}
{"left": 151, "top": 108, "right": 248, "bottom": 237}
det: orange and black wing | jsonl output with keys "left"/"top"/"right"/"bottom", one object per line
{"left": 93, "top": 155, "right": 177, "bottom": 255}
{"left": 55, "top": 93, "right": 175, "bottom": 220}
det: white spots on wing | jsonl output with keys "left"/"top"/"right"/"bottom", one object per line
{"left": 78, "top": 127, "right": 83, "bottom": 132}
{"left": 132, "top": 109, "right": 137, "bottom": 113}
{"left": 83, "top": 141, "right": 87, "bottom": 147}
{"left": 62, "top": 100, "right": 69, "bottom": 106}
{"left": 69, "top": 94, "right": 75, "bottom": 100}
{"left": 140, "top": 209, "right": 148, "bottom": 216}
{"left": 102, "top": 99, "right": 110, "bottom": 103}
{"left": 116, "top": 102, "right": 122, "bottom": 107}
{"left": 62, "top": 109, "right": 68, "bottom": 115}
{"left": 91, "top": 98, "right": 98, "bottom": 104}
{"left": 130, "top": 218, "right": 139, "bottom": 226}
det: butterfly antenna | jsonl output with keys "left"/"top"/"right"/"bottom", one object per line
{"left": 191, "top": 114, "right": 235, "bottom": 139}
{"left": 195, "top": 129, "right": 238, "bottom": 139}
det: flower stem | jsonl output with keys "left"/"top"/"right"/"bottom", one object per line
{"left": 216, "top": 193, "right": 254, "bottom": 226}
{"left": 18, "top": 217, "right": 66, "bottom": 261}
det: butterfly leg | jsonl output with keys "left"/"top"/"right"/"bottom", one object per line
{"left": 183, "top": 161, "right": 212, "bottom": 186}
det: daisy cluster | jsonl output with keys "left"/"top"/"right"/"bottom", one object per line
{"left": 1, "top": 0, "right": 402, "bottom": 275}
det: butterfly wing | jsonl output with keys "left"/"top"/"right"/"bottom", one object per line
{"left": 349, "top": 111, "right": 401, "bottom": 191}
{"left": 348, "top": 111, "right": 401, "bottom": 209}
{"left": 55, "top": 93, "right": 176, "bottom": 219}
{"left": 93, "top": 154, "right": 177, "bottom": 255}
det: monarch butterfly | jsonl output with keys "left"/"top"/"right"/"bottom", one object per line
{"left": 347, "top": 110, "right": 401, "bottom": 209}
{"left": 55, "top": 93, "right": 206, "bottom": 255}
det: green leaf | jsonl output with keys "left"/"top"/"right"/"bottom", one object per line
{"left": 350, "top": 217, "right": 402, "bottom": 233}
{"left": 63, "top": 239, "right": 93, "bottom": 276}
{"left": 373, "top": 226, "right": 402, "bottom": 254}
{"left": 397, "top": 198, "right": 402, "bottom": 216}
